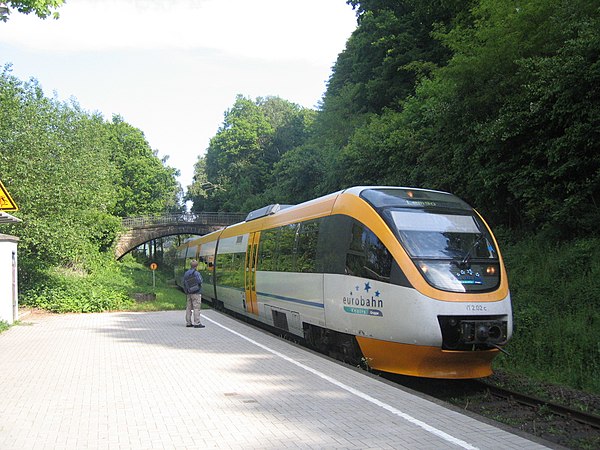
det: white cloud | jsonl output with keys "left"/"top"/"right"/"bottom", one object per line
{"left": 1, "top": 0, "right": 356, "bottom": 64}
{"left": 0, "top": 0, "right": 357, "bottom": 190}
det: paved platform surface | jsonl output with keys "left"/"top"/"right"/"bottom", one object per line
{"left": 0, "top": 310, "right": 553, "bottom": 449}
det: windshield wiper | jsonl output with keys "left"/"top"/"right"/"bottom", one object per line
{"left": 461, "top": 233, "right": 486, "bottom": 266}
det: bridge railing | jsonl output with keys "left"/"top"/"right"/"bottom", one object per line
{"left": 121, "top": 212, "right": 246, "bottom": 229}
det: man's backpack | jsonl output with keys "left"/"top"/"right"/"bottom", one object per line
{"left": 184, "top": 270, "right": 201, "bottom": 294}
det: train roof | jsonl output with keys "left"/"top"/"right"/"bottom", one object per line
{"left": 242, "top": 186, "right": 458, "bottom": 222}
{"left": 210, "top": 186, "right": 467, "bottom": 237}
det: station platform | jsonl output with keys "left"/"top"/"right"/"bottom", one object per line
{"left": 0, "top": 309, "right": 554, "bottom": 449}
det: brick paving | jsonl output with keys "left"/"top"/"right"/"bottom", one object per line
{"left": 0, "top": 310, "right": 553, "bottom": 449}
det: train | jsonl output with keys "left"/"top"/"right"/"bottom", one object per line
{"left": 175, "top": 186, "right": 512, "bottom": 379}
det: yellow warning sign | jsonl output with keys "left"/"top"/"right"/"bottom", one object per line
{"left": 0, "top": 180, "right": 18, "bottom": 211}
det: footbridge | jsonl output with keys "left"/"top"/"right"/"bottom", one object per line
{"left": 115, "top": 212, "right": 246, "bottom": 259}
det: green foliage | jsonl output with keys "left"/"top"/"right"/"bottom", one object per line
{"left": 315, "top": 0, "right": 600, "bottom": 238}
{"left": 106, "top": 255, "right": 187, "bottom": 312}
{"left": 330, "top": 1, "right": 463, "bottom": 114}
{"left": 0, "top": 66, "right": 181, "bottom": 303}
{"left": 189, "top": 95, "right": 316, "bottom": 211}
{"left": 107, "top": 116, "right": 182, "bottom": 217}
{"left": 0, "top": 320, "right": 9, "bottom": 333}
{"left": 20, "top": 260, "right": 134, "bottom": 313}
{"left": 494, "top": 236, "right": 600, "bottom": 393}
{"left": 317, "top": 0, "right": 470, "bottom": 176}
{"left": 418, "top": 0, "right": 600, "bottom": 235}
{"left": 1, "top": 67, "right": 120, "bottom": 268}
{"left": 0, "top": 78, "right": 180, "bottom": 259}
{"left": 268, "top": 144, "right": 327, "bottom": 204}
{"left": 0, "top": 0, "right": 64, "bottom": 22}
{"left": 19, "top": 256, "right": 187, "bottom": 313}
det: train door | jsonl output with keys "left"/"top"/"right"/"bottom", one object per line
{"left": 244, "top": 232, "right": 260, "bottom": 315}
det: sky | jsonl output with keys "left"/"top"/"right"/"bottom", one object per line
{"left": 0, "top": 0, "right": 357, "bottom": 190}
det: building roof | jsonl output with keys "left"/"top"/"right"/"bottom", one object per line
{"left": 0, "top": 212, "right": 22, "bottom": 224}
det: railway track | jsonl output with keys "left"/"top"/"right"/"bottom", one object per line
{"left": 476, "top": 379, "right": 600, "bottom": 430}
{"left": 378, "top": 372, "right": 600, "bottom": 449}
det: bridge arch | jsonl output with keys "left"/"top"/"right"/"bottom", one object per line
{"left": 114, "top": 212, "right": 245, "bottom": 260}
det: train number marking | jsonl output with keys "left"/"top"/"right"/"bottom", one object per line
{"left": 465, "top": 304, "right": 487, "bottom": 312}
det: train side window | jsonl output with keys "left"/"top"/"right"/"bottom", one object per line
{"left": 229, "top": 252, "right": 245, "bottom": 289}
{"left": 258, "top": 228, "right": 278, "bottom": 271}
{"left": 346, "top": 221, "right": 392, "bottom": 282}
{"left": 216, "top": 236, "right": 246, "bottom": 289}
{"left": 277, "top": 223, "right": 297, "bottom": 272}
{"left": 216, "top": 252, "right": 235, "bottom": 287}
{"left": 215, "top": 251, "right": 229, "bottom": 285}
{"left": 184, "top": 245, "right": 198, "bottom": 271}
{"left": 316, "top": 215, "right": 352, "bottom": 274}
{"left": 295, "top": 220, "right": 319, "bottom": 273}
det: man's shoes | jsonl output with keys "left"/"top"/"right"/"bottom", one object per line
{"left": 193, "top": 324, "right": 205, "bottom": 328}
{"left": 186, "top": 324, "right": 193, "bottom": 327}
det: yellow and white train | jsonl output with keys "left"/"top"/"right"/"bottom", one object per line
{"left": 175, "top": 187, "right": 512, "bottom": 378}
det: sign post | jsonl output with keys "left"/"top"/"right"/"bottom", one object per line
{"left": 150, "top": 263, "right": 158, "bottom": 288}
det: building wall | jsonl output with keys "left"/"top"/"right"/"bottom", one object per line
{"left": 0, "top": 234, "right": 19, "bottom": 324}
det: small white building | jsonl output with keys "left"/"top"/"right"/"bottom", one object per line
{"left": 0, "top": 212, "right": 21, "bottom": 324}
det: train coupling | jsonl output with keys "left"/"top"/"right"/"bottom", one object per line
{"left": 438, "top": 316, "right": 508, "bottom": 351}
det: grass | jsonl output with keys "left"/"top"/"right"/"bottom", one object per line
{"left": 111, "top": 256, "right": 188, "bottom": 311}
{"left": 19, "top": 254, "right": 188, "bottom": 313}
{"left": 493, "top": 235, "right": 600, "bottom": 394}
{"left": 0, "top": 320, "right": 9, "bottom": 334}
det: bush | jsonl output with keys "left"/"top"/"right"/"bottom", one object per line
{"left": 22, "top": 277, "right": 133, "bottom": 313}
{"left": 19, "top": 255, "right": 186, "bottom": 314}
{"left": 494, "top": 236, "right": 600, "bottom": 393}
{"left": 20, "top": 257, "right": 134, "bottom": 313}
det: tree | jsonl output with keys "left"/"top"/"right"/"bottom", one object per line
{"left": 416, "top": 0, "right": 600, "bottom": 235}
{"left": 0, "top": 66, "right": 182, "bottom": 273}
{"left": 316, "top": 0, "right": 472, "bottom": 192}
{"left": 0, "top": 0, "right": 64, "bottom": 22}
{"left": 191, "top": 95, "right": 315, "bottom": 212}
{"left": 0, "top": 66, "right": 119, "bottom": 266}
{"left": 106, "top": 116, "right": 182, "bottom": 217}
{"left": 316, "top": 0, "right": 600, "bottom": 237}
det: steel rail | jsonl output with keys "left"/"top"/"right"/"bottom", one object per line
{"left": 476, "top": 380, "right": 600, "bottom": 429}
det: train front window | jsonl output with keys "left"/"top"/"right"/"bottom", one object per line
{"left": 390, "top": 210, "right": 500, "bottom": 292}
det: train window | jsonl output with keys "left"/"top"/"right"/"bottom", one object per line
{"left": 229, "top": 252, "right": 245, "bottom": 289}
{"left": 258, "top": 228, "right": 279, "bottom": 271}
{"left": 216, "top": 236, "right": 245, "bottom": 289}
{"left": 277, "top": 224, "right": 297, "bottom": 272}
{"left": 295, "top": 220, "right": 319, "bottom": 273}
{"left": 184, "top": 245, "right": 198, "bottom": 271}
{"left": 198, "top": 240, "right": 217, "bottom": 286}
{"left": 346, "top": 221, "right": 392, "bottom": 282}
{"left": 361, "top": 188, "right": 472, "bottom": 211}
{"left": 316, "top": 215, "right": 352, "bottom": 274}
{"left": 215, "top": 252, "right": 228, "bottom": 285}
{"left": 391, "top": 210, "right": 500, "bottom": 292}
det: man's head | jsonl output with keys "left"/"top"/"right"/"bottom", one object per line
{"left": 191, "top": 259, "right": 199, "bottom": 268}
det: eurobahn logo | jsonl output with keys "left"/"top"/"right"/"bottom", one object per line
{"left": 342, "top": 281, "right": 384, "bottom": 317}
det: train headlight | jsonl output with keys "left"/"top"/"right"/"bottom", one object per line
{"left": 485, "top": 265, "right": 497, "bottom": 275}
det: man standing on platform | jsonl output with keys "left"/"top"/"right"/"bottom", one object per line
{"left": 183, "top": 259, "right": 205, "bottom": 328}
